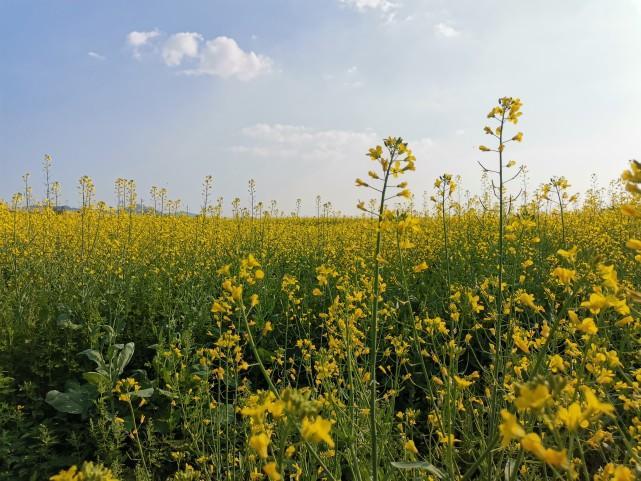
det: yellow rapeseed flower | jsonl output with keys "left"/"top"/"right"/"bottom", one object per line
{"left": 557, "top": 246, "right": 578, "bottom": 262}
{"left": 499, "top": 410, "right": 525, "bottom": 447}
{"left": 556, "top": 402, "right": 588, "bottom": 431}
{"left": 413, "top": 261, "right": 428, "bottom": 273}
{"left": 582, "top": 386, "right": 614, "bottom": 418}
{"left": 249, "top": 432, "right": 270, "bottom": 459}
{"left": 520, "top": 433, "right": 568, "bottom": 470}
{"left": 301, "top": 416, "right": 335, "bottom": 448}
{"left": 576, "top": 317, "right": 598, "bottom": 335}
{"left": 552, "top": 267, "right": 576, "bottom": 285}
{"left": 454, "top": 375, "right": 473, "bottom": 389}
{"left": 262, "top": 462, "right": 282, "bottom": 481}
{"left": 515, "top": 384, "right": 550, "bottom": 411}
{"left": 404, "top": 439, "right": 419, "bottom": 454}
{"left": 581, "top": 292, "right": 608, "bottom": 314}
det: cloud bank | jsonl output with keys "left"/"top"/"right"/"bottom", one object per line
{"left": 127, "top": 30, "right": 273, "bottom": 81}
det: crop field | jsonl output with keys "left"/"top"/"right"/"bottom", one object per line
{"left": 1, "top": 98, "right": 641, "bottom": 481}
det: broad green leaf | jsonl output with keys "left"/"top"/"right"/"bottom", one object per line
{"left": 79, "top": 349, "right": 106, "bottom": 371}
{"left": 82, "top": 371, "right": 110, "bottom": 387}
{"left": 101, "top": 325, "right": 115, "bottom": 337}
{"left": 131, "top": 387, "right": 154, "bottom": 398}
{"left": 45, "top": 383, "right": 97, "bottom": 416}
{"left": 116, "top": 342, "right": 135, "bottom": 375}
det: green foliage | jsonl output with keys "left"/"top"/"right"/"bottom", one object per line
{"left": 45, "top": 382, "right": 97, "bottom": 416}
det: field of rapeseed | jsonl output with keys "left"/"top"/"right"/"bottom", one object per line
{"left": 1, "top": 99, "right": 641, "bottom": 481}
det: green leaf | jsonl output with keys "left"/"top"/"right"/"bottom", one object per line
{"left": 504, "top": 459, "right": 516, "bottom": 481}
{"left": 101, "top": 324, "right": 116, "bottom": 338}
{"left": 390, "top": 462, "right": 444, "bottom": 478}
{"left": 80, "top": 349, "right": 106, "bottom": 371}
{"left": 82, "top": 371, "right": 110, "bottom": 387}
{"left": 45, "top": 383, "right": 97, "bottom": 416}
{"left": 157, "top": 388, "right": 176, "bottom": 399}
{"left": 116, "top": 342, "right": 135, "bottom": 375}
{"left": 131, "top": 387, "right": 154, "bottom": 398}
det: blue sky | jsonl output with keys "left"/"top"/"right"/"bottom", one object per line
{"left": 1, "top": 0, "right": 640, "bottom": 214}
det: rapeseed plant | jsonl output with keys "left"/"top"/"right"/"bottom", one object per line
{"left": 1, "top": 103, "right": 641, "bottom": 481}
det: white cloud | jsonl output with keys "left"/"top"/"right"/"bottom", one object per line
{"left": 339, "top": 0, "right": 396, "bottom": 11}
{"left": 339, "top": 0, "right": 400, "bottom": 24}
{"left": 235, "top": 125, "right": 433, "bottom": 162}
{"left": 127, "top": 29, "right": 161, "bottom": 47}
{"left": 241, "top": 123, "right": 376, "bottom": 145}
{"left": 434, "top": 22, "right": 460, "bottom": 38}
{"left": 129, "top": 29, "right": 272, "bottom": 81}
{"left": 232, "top": 124, "right": 378, "bottom": 161}
{"left": 186, "top": 36, "right": 272, "bottom": 81}
{"left": 127, "top": 29, "right": 161, "bottom": 58}
{"left": 88, "top": 51, "right": 106, "bottom": 60}
{"left": 162, "top": 32, "right": 203, "bottom": 66}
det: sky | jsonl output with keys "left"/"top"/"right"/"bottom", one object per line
{"left": 1, "top": 0, "right": 640, "bottom": 215}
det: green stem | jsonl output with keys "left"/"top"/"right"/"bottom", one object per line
{"left": 490, "top": 111, "right": 506, "bottom": 438}
{"left": 128, "top": 400, "right": 150, "bottom": 478}
{"left": 442, "top": 188, "right": 451, "bottom": 290}
{"left": 369, "top": 154, "right": 394, "bottom": 481}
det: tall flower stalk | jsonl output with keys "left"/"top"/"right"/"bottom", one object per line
{"left": 433, "top": 173, "right": 457, "bottom": 290}
{"left": 543, "top": 176, "right": 576, "bottom": 247}
{"left": 355, "top": 136, "right": 415, "bottom": 481}
{"left": 478, "top": 97, "right": 524, "bottom": 433}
